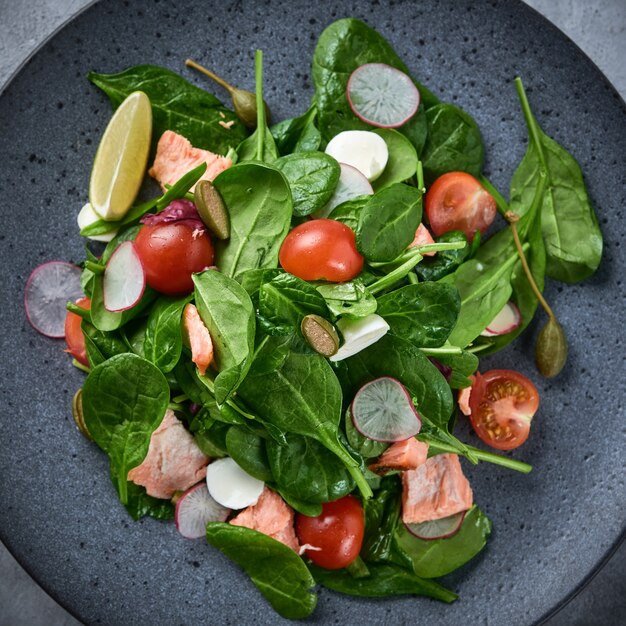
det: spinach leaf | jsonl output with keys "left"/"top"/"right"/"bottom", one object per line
{"left": 361, "top": 476, "right": 401, "bottom": 562}
{"left": 119, "top": 318, "right": 147, "bottom": 358}
{"left": 442, "top": 246, "right": 520, "bottom": 349}
{"left": 512, "top": 79, "right": 602, "bottom": 283}
{"left": 356, "top": 183, "right": 423, "bottom": 263}
{"left": 372, "top": 129, "right": 418, "bottom": 191}
{"left": 278, "top": 492, "right": 323, "bottom": 517}
{"left": 88, "top": 65, "right": 247, "bottom": 154}
{"left": 390, "top": 506, "right": 491, "bottom": 578}
{"left": 428, "top": 349, "right": 479, "bottom": 389}
{"left": 259, "top": 273, "right": 329, "bottom": 331}
{"left": 270, "top": 104, "right": 321, "bottom": 154}
{"left": 119, "top": 478, "right": 174, "bottom": 521}
{"left": 193, "top": 270, "right": 255, "bottom": 405}
{"left": 274, "top": 152, "right": 340, "bottom": 216}
{"left": 312, "top": 18, "right": 438, "bottom": 152}
{"left": 377, "top": 282, "right": 460, "bottom": 348}
{"left": 237, "top": 268, "right": 283, "bottom": 309}
{"left": 414, "top": 231, "right": 472, "bottom": 282}
{"left": 316, "top": 278, "right": 377, "bottom": 319}
{"left": 81, "top": 322, "right": 128, "bottom": 368}
{"left": 237, "top": 337, "right": 372, "bottom": 497}
{"left": 189, "top": 412, "right": 229, "bottom": 458}
{"left": 81, "top": 354, "right": 170, "bottom": 503}
{"left": 143, "top": 295, "right": 191, "bottom": 373}
{"left": 205, "top": 523, "right": 317, "bottom": 619}
{"left": 328, "top": 196, "right": 369, "bottom": 231}
{"left": 225, "top": 426, "right": 273, "bottom": 482}
{"left": 213, "top": 162, "right": 292, "bottom": 280}
{"left": 267, "top": 433, "right": 356, "bottom": 503}
{"left": 420, "top": 103, "right": 484, "bottom": 183}
{"left": 309, "top": 563, "right": 456, "bottom": 603}
{"left": 344, "top": 408, "right": 388, "bottom": 460}
{"left": 236, "top": 126, "right": 278, "bottom": 163}
{"left": 338, "top": 334, "right": 454, "bottom": 428}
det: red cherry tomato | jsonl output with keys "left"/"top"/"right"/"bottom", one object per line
{"left": 134, "top": 223, "right": 214, "bottom": 296}
{"left": 424, "top": 172, "right": 496, "bottom": 240}
{"left": 64, "top": 297, "right": 90, "bottom": 367}
{"left": 295, "top": 495, "right": 364, "bottom": 570}
{"left": 468, "top": 369, "right": 539, "bottom": 450}
{"left": 279, "top": 219, "right": 363, "bottom": 282}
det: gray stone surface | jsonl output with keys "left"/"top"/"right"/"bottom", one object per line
{"left": 0, "top": 1, "right": 624, "bottom": 625}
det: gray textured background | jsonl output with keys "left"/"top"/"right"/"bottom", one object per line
{"left": 0, "top": 1, "right": 624, "bottom": 625}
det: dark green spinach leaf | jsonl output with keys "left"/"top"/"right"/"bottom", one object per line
{"left": 372, "top": 129, "right": 418, "bottom": 190}
{"left": 225, "top": 426, "right": 273, "bottom": 482}
{"left": 316, "top": 278, "right": 377, "bottom": 319}
{"left": 271, "top": 104, "right": 321, "bottom": 154}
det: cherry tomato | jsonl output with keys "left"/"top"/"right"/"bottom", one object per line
{"left": 468, "top": 369, "right": 539, "bottom": 450}
{"left": 279, "top": 219, "right": 363, "bottom": 282}
{"left": 424, "top": 172, "right": 496, "bottom": 240}
{"left": 295, "top": 495, "right": 364, "bottom": 570}
{"left": 64, "top": 297, "right": 90, "bottom": 367}
{"left": 134, "top": 223, "right": 214, "bottom": 296}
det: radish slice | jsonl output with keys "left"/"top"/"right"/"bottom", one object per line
{"left": 102, "top": 241, "right": 146, "bottom": 312}
{"left": 480, "top": 301, "right": 522, "bottom": 337}
{"left": 77, "top": 202, "right": 118, "bottom": 242}
{"left": 351, "top": 377, "right": 421, "bottom": 442}
{"left": 329, "top": 313, "right": 389, "bottom": 362}
{"left": 315, "top": 162, "right": 374, "bottom": 218}
{"left": 405, "top": 511, "right": 466, "bottom": 540}
{"left": 24, "top": 261, "right": 84, "bottom": 338}
{"left": 205, "top": 457, "right": 264, "bottom": 510}
{"left": 175, "top": 482, "right": 230, "bottom": 539}
{"left": 347, "top": 63, "right": 420, "bottom": 128}
{"left": 325, "top": 131, "right": 389, "bottom": 182}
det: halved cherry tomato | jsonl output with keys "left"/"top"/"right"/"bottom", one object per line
{"left": 64, "top": 297, "right": 90, "bottom": 367}
{"left": 468, "top": 369, "right": 539, "bottom": 450}
{"left": 134, "top": 223, "right": 214, "bottom": 296}
{"left": 295, "top": 495, "right": 364, "bottom": 570}
{"left": 424, "top": 172, "right": 496, "bottom": 240}
{"left": 279, "top": 219, "right": 363, "bottom": 282}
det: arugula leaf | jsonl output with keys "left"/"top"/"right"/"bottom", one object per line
{"left": 309, "top": 562, "right": 456, "bottom": 603}
{"left": 213, "top": 162, "right": 292, "bottom": 280}
{"left": 205, "top": 523, "right": 317, "bottom": 619}
{"left": 274, "top": 152, "right": 340, "bottom": 216}
{"left": 88, "top": 65, "right": 248, "bottom": 153}
{"left": 192, "top": 270, "right": 255, "bottom": 405}
{"left": 81, "top": 354, "right": 170, "bottom": 503}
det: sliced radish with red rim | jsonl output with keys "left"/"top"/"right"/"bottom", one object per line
{"left": 351, "top": 377, "right": 421, "bottom": 442}
{"left": 347, "top": 63, "right": 420, "bottom": 128}
{"left": 480, "top": 301, "right": 522, "bottom": 337}
{"left": 405, "top": 511, "right": 466, "bottom": 540}
{"left": 175, "top": 482, "right": 230, "bottom": 539}
{"left": 24, "top": 261, "right": 84, "bottom": 338}
{"left": 316, "top": 162, "right": 374, "bottom": 218}
{"left": 102, "top": 241, "right": 146, "bottom": 312}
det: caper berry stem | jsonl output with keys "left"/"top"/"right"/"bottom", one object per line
{"left": 185, "top": 58, "right": 235, "bottom": 94}
{"left": 504, "top": 210, "right": 556, "bottom": 322}
{"left": 254, "top": 49, "right": 266, "bottom": 161}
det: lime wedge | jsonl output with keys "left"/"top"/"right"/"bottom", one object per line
{"left": 89, "top": 91, "right": 152, "bottom": 221}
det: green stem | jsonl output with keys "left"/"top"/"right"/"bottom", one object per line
{"left": 85, "top": 261, "right": 105, "bottom": 275}
{"left": 66, "top": 301, "right": 90, "bottom": 320}
{"left": 168, "top": 402, "right": 186, "bottom": 412}
{"left": 368, "top": 240, "right": 466, "bottom": 270}
{"left": 426, "top": 439, "right": 532, "bottom": 474}
{"left": 72, "top": 359, "right": 90, "bottom": 374}
{"left": 420, "top": 346, "right": 463, "bottom": 356}
{"left": 171, "top": 393, "right": 189, "bottom": 404}
{"left": 368, "top": 250, "right": 424, "bottom": 295}
{"left": 479, "top": 175, "right": 509, "bottom": 217}
{"left": 416, "top": 160, "right": 425, "bottom": 193}
{"left": 346, "top": 555, "right": 370, "bottom": 578}
{"left": 514, "top": 77, "right": 548, "bottom": 172}
{"left": 255, "top": 50, "right": 265, "bottom": 161}
{"left": 407, "top": 271, "right": 419, "bottom": 285}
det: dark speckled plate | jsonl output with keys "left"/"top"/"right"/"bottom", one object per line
{"left": 0, "top": 0, "right": 624, "bottom": 624}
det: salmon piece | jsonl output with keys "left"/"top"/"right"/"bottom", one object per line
{"left": 128, "top": 409, "right": 209, "bottom": 499}
{"left": 458, "top": 375, "right": 476, "bottom": 416}
{"left": 148, "top": 130, "right": 232, "bottom": 192}
{"left": 182, "top": 303, "right": 213, "bottom": 375}
{"left": 402, "top": 453, "right": 473, "bottom": 524}
{"left": 409, "top": 223, "right": 436, "bottom": 256}
{"left": 230, "top": 487, "right": 300, "bottom": 552}
{"left": 368, "top": 438, "right": 429, "bottom": 475}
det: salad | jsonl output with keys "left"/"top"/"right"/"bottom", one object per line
{"left": 24, "top": 18, "right": 602, "bottom": 620}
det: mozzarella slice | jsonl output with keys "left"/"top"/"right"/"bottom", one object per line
{"left": 77, "top": 202, "right": 118, "bottom": 242}
{"left": 329, "top": 313, "right": 390, "bottom": 362}
{"left": 325, "top": 130, "right": 389, "bottom": 182}
{"left": 206, "top": 457, "right": 264, "bottom": 510}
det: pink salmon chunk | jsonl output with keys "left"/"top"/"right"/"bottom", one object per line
{"left": 128, "top": 409, "right": 209, "bottom": 499}
{"left": 369, "top": 438, "right": 429, "bottom": 475}
{"left": 402, "top": 453, "right": 473, "bottom": 524}
{"left": 183, "top": 303, "right": 214, "bottom": 376}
